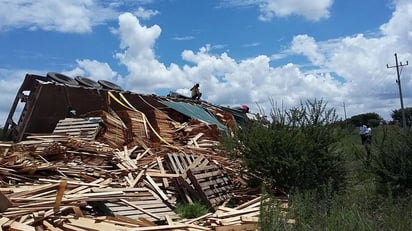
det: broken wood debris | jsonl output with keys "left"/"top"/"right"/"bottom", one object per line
{"left": 1, "top": 107, "right": 288, "bottom": 230}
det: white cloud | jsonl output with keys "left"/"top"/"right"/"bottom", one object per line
{"left": 134, "top": 7, "right": 159, "bottom": 20}
{"left": 172, "top": 36, "right": 196, "bottom": 41}
{"left": 1, "top": 0, "right": 412, "bottom": 127}
{"left": 0, "top": 0, "right": 119, "bottom": 33}
{"left": 258, "top": 0, "right": 333, "bottom": 21}
{"left": 65, "top": 59, "right": 119, "bottom": 82}
{"left": 114, "top": 13, "right": 190, "bottom": 92}
{"left": 221, "top": 0, "right": 333, "bottom": 21}
{"left": 380, "top": 0, "right": 412, "bottom": 49}
{"left": 290, "top": 35, "right": 325, "bottom": 65}
{"left": 71, "top": 1, "right": 411, "bottom": 120}
{"left": 107, "top": 1, "right": 411, "bottom": 120}
{"left": 109, "top": 13, "right": 346, "bottom": 117}
{"left": 284, "top": 0, "right": 412, "bottom": 119}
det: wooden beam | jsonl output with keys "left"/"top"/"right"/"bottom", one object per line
{"left": 53, "top": 180, "right": 68, "bottom": 213}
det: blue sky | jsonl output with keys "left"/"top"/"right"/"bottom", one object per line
{"left": 0, "top": 0, "right": 411, "bottom": 125}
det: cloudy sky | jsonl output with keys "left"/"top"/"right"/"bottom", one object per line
{"left": 0, "top": 0, "right": 411, "bottom": 126}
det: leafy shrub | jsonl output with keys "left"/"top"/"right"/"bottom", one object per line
{"left": 175, "top": 201, "right": 209, "bottom": 219}
{"left": 366, "top": 126, "right": 412, "bottom": 197}
{"left": 227, "top": 99, "right": 346, "bottom": 196}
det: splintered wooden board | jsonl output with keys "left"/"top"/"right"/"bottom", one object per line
{"left": 53, "top": 118, "right": 101, "bottom": 141}
{"left": 187, "top": 164, "right": 234, "bottom": 208}
{"left": 104, "top": 188, "right": 177, "bottom": 222}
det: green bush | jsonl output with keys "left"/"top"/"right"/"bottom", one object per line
{"left": 227, "top": 99, "right": 346, "bottom": 196}
{"left": 366, "top": 126, "right": 412, "bottom": 197}
{"left": 175, "top": 201, "right": 209, "bottom": 219}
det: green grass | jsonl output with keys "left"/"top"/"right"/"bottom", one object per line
{"left": 175, "top": 201, "right": 209, "bottom": 219}
{"left": 258, "top": 125, "right": 412, "bottom": 230}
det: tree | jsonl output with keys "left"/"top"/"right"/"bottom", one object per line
{"left": 348, "top": 112, "right": 382, "bottom": 127}
{"left": 391, "top": 107, "right": 412, "bottom": 127}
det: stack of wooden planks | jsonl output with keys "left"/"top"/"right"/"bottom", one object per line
{"left": 82, "top": 110, "right": 128, "bottom": 148}
{"left": 145, "top": 109, "right": 175, "bottom": 144}
{"left": 117, "top": 110, "right": 149, "bottom": 142}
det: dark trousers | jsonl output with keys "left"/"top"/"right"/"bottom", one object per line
{"left": 360, "top": 134, "right": 367, "bottom": 144}
{"left": 191, "top": 93, "right": 202, "bottom": 100}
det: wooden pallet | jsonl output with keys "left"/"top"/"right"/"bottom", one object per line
{"left": 165, "top": 153, "right": 233, "bottom": 208}
{"left": 187, "top": 164, "right": 234, "bottom": 208}
{"left": 53, "top": 118, "right": 101, "bottom": 141}
{"left": 103, "top": 187, "right": 177, "bottom": 222}
{"left": 165, "top": 153, "right": 209, "bottom": 175}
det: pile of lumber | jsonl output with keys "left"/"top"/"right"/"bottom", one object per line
{"left": 82, "top": 110, "right": 128, "bottom": 148}
{"left": 117, "top": 110, "right": 149, "bottom": 142}
{"left": 145, "top": 109, "right": 176, "bottom": 144}
{"left": 0, "top": 109, "right": 289, "bottom": 230}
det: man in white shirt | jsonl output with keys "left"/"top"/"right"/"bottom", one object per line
{"left": 359, "top": 125, "right": 368, "bottom": 144}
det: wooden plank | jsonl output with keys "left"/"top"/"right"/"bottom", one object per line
{"left": 145, "top": 175, "right": 168, "bottom": 201}
{"left": 241, "top": 215, "right": 260, "bottom": 223}
{"left": 62, "top": 223, "right": 88, "bottom": 231}
{"left": 10, "top": 184, "right": 58, "bottom": 198}
{"left": 66, "top": 178, "right": 105, "bottom": 195}
{"left": 234, "top": 196, "right": 262, "bottom": 210}
{"left": 72, "top": 206, "right": 84, "bottom": 217}
{"left": 68, "top": 217, "right": 119, "bottom": 231}
{"left": 127, "top": 223, "right": 211, "bottom": 231}
{"left": 178, "top": 154, "right": 190, "bottom": 170}
{"left": 0, "top": 191, "right": 13, "bottom": 212}
{"left": 129, "top": 170, "right": 145, "bottom": 188}
{"left": 194, "top": 169, "right": 225, "bottom": 180}
{"left": 146, "top": 172, "right": 179, "bottom": 178}
{"left": 38, "top": 179, "right": 101, "bottom": 187}
{"left": 172, "top": 154, "right": 186, "bottom": 174}
{"left": 186, "top": 170, "right": 211, "bottom": 208}
{"left": 42, "top": 220, "right": 64, "bottom": 231}
{"left": 0, "top": 217, "right": 36, "bottom": 231}
{"left": 107, "top": 202, "right": 168, "bottom": 211}
{"left": 0, "top": 217, "right": 10, "bottom": 226}
{"left": 53, "top": 180, "right": 68, "bottom": 213}
{"left": 136, "top": 148, "right": 151, "bottom": 161}
{"left": 103, "top": 215, "right": 151, "bottom": 227}
{"left": 156, "top": 157, "right": 169, "bottom": 188}
{"left": 186, "top": 212, "right": 213, "bottom": 224}
{"left": 187, "top": 155, "right": 207, "bottom": 169}
{"left": 166, "top": 153, "right": 180, "bottom": 174}
{"left": 216, "top": 207, "right": 260, "bottom": 219}
{"left": 214, "top": 223, "right": 257, "bottom": 231}
{"left": 120, "top": 199, "right": 162, "bottom": 220}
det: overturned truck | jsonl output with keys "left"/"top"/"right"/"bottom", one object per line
{"left": 3, "top": 72, "right": 246, "bottom": 143}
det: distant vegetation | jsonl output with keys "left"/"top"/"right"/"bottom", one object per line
{"left": 347, "top": 112, "right": 383, "bottom": 127}
{"left": 225, "top": 99, "right": 412, "bottom": 230}
{"left": 391, "top": 107, "right": 412, "bottom": 126}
